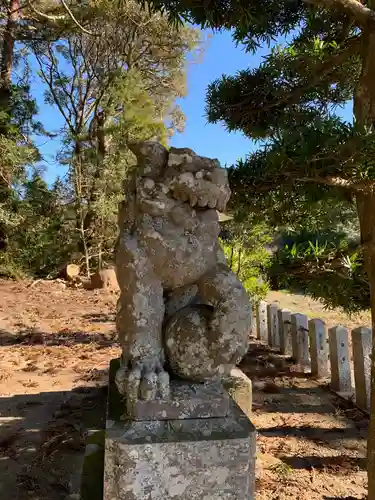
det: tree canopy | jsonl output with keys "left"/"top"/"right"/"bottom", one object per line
{"left": 0, "top": 0, "right": 201, "bottom": 275}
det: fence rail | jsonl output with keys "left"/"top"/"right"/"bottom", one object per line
{"left": 252, "top": 301, "right": 372, "bottom": 413}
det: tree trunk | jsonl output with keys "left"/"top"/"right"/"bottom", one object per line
{"left": 0, "top": 0, "right": 20, "bottom": 251}
{"left": 357, "top": 193, "right": 375, "bottom": 499}
{"left": 83, "top": 111, "right": 107, "bottom": 236}
{"left": 353, "top": 21, "right": 375, "bottom": 500}
{"left": 229, "top": 245, "right": 234, "bottom": 270}
{"left": 0, "top": 0, "right": 19, "bottom": 126}
{"left": 81, "top": 110, "right": 109, "bottom": 267}
{"left": 237, "top": 247, "right": 242, "bottom": 275}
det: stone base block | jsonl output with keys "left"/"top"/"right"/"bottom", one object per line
{"left": 222, "top": 367, "right": 252, "bottom": 418}
{"left": 104, "top": 359, "right": 256, "bottom": 499}
{"left": 80, "top": 430, "right": 105, "bottom": 500}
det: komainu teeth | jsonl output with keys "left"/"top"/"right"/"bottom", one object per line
{"left": 198, "top": 197, "right": 208, "bottom": 207}
{"left": 189, "top": 195, "right": 198, "bottom": 206}
{"left": 208, "top": 199, "right": 216, "bottom": 209}
{"left": 173, "top": 190, "right": 188, "bottom": 202}
{"left": 216, "top": 200, "right": 224, "bottom": 212}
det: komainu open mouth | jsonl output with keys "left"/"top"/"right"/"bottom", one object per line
{"left": 171, "top": 189, "right": 222, "bottom": 210}
{"left": 169, "top": 169, "right": 230, "bottom": 212}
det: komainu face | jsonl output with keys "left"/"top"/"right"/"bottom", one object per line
{"left": 165, "top": 149, "right": 231, "bottom": 213}
{"left": 130, "top": 141, "right": 231, "bottom": 215}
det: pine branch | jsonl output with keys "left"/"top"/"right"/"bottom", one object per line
{"left": 228, "top": 35, "right": 361, "bottom": 112}
{"left": 303, "top": 0, "right": 375, "bottom": 26}
{"left": 283, "top": 173, "right": 375, "bottom": 192}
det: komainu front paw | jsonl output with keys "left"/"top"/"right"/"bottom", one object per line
{"left": 115, "top": 358, "right": 170, "bottom": 414}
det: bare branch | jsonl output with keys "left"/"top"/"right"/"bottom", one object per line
{"left": 33, "top": 49, "right": 75, "bottom": 133}
{"left": 27, "top": 0, "right": 97, "bottom": 36}
{"left": 60, "top": 0, "right": 97, "bottom": 36}
{"left": 27, "top": 0, "right": 65, "bottom": 21}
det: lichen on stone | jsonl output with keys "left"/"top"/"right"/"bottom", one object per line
{"left": 114, "top": 141, "right": 252, "bottom": 412}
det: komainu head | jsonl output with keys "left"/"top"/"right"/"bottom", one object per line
{"left": 129, "top": 141, "right": 231, "bottom": 213}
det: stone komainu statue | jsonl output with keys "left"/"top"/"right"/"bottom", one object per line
{"left": 115, "top": 141, "right": 252, "bottom": 410}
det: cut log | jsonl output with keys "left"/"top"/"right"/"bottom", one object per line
{"left": 61, "top": 263, "right": 80, "bottom": 281}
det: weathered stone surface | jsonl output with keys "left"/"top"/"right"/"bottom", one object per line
{"left": 104, "top": 431, "right": 255, "bottom": 500}
{"left": 256, "top": 301, "right": 268, "bottom": 342}
{"left": 291, "top": 313, "right": 310, "bottom": 371}
{"left": 309, "top": 319, "right": 330, "bottom": 378}
{"left": 267, "top": 303, "right": 279, "bottom": 348}
{"left": 164, "top": 284, "right": 199, "bottom": 318}
{"left": 352, "top": 327, "right": 372, "bottom": 411}
{"left": 249, "top": 306, "right": 257, "bottom": 337}
{"left": 115, "top": 141, "right": 251, "bottom": 411}
{"left": 222, "top": 367, "right": 252, "bottom": 418}
{"left": 111, "top": 359, "right": 230, "bottom": 421}
{"left": 278, "top": 309, "right": 292, "bottom": 356}
{"left": 104, "top": 360, "right": 256, "bottom": 500}
{"left": 80, "top": 430, "right": 105, "bottom": 500}
{"left": 328, "top": 326, "right": 352, "bottom": 394}
{"left": 110, "top": 359, "right": 229, "bottom": 421}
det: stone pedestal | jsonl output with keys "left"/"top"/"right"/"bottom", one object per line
{"left": 104, "top": 359, "right": 256, "bottom": 500}
{"left": 223, "top": 367, "right": 252, "bottom": 418}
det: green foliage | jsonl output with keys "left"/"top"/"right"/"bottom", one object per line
{"left": 227, "top": 156, "right": 359, "bottom": 231}
{"left": 144, "top": 0, "right": 305, "bottom": 51}
{"left": 269, "top": 231, "right": 369, "bottom": 313}
{"left": 177, "top": 0, "right": 369, "bottom": 313}
{"left": 139, "top": 0, "right": 375, "bottom": 314}
{"left": 220, "top": 221, "right": 272, "bottom": 303}
{"left": 20, "top": 0, "right": 201, "bottom": 274}
{"left": 2, "top": 172, "right": 75, "bottom": 278}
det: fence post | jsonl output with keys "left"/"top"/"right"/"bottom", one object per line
{"left": 328, "top": 326, "right": 352, "bottom": 394}
{"left": 309, "top": 319, "right": 330, "bottom": 378}
{"left": 351, "top": 327, "right": 372, "bottom": 411}
{"left": 256, "top": 301, "right": 267, "bottom": 342}
{"left": 249, "top": 305, "right": 257, "bottom": 338}
{"left": 278, "top": 309, "right": 292, "bottom": 356}
{"left": 291, "top": 313, "right": 310, "bottom": 370}
{"left": 267, "top": 303, "right": 280, "bottom": 348}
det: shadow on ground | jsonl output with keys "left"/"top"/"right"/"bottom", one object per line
{"left": 244, "top": 338, "right": 368, "bottom": 498}
{"left": 323, "top": 497, "right": 367, "bottom": 500}
{"left": 0, "top": 327, "right": 118, "bottom": 348}
{"left": 82, "top": 313, "right": 115, "bottom": 324}
{"left": 281, "top": 454, "right": 366, "bottom": 472}
{"left": 0, "top": 385, "right": 107, "bottom": 500}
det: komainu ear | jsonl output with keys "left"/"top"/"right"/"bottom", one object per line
{"left": 128, "top": 141, "right": 168, "bottom": 179}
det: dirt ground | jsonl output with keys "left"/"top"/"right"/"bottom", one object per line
{"left": 0, "top": 280, "right": 369, "bottom": 499}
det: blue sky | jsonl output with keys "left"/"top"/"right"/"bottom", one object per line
{"left": 30, "top": 28, "right": 353, "bottom": 185}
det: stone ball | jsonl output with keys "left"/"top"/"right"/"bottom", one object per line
{"left": 164, "top": 305, "right": 221, "bottom": 382}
